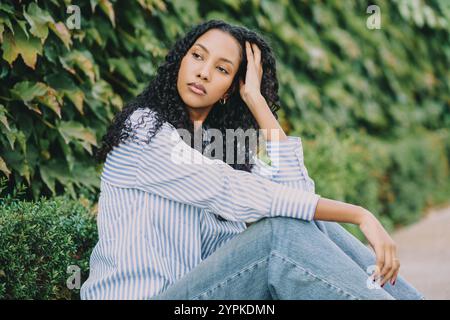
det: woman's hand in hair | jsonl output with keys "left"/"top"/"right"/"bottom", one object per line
{"left": 239, "top": 41, "right": 264, "bottom": 106}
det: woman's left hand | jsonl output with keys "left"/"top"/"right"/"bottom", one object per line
{"left": 358, "top": 209, "right": 400, "bottom": 287}
{"left": 239, "top": 41, "right": 263, "bottom": 106}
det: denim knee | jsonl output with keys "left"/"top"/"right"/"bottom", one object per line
{"left": 251, "top": 216, "right": 329, "bottom": 267}
{"left": 245, "top": 216, "right": 316, "bottom": 262}
{"left": 267, "top": 216, "right": 322, "bottom": 245}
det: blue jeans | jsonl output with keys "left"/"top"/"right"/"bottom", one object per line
{"left": 151, "top": 217, "right": 425, "bottom": 300}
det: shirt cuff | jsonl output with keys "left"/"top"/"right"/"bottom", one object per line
{"left": 270, "top": 184, "right": 321, "bottom": 221}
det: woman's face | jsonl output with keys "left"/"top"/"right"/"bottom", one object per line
{"left": 177, "top": 29, "right": 242, "bottom": 113}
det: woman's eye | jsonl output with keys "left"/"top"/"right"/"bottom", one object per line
{"left": 217, "top": 67, "right": 228, "bottom": 74}
{"left": 192, "top": 53, "right": 228, "bottom": 74}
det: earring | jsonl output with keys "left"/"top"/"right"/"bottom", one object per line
{"left": 219, "top": 97, "right": 227, "bottom": 105}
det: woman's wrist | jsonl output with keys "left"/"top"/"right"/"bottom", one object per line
{"left": 354, "top": 207, "right": 373, "bottom": 226}
{"left": 244, "top": 91, "right": 265, "bottom": 111}
{"left": 355, "top": 208, "right": 385, "bottom": 233}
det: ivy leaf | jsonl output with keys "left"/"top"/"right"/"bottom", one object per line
{"left": 0, "top": 156, "right": 11, "bottom": 177}
{"left": 15, "top": 130, "right": 27, "bottom": 156}
{"left": 64, "top": 89, "right": 85, "bottom": 115}
{"left": 108, "top": 57, "right": 137, "bottom": 84}
{"left": 39, "top": 165, "right": 57, "bottom": 195}
{"left": 99, "top": 0, "right": 116, "bottom": 27}
{"left": 1, "top": 125, "right": 17, "bottom": 150}
{"left": 44, "top": 72, "right": 84, "bottom": 114}
{"left": 23, "top": 2, "right": 55, "bottom": 43}
{"left": 11, "top": 81, "right": 47, "bottom": 102}
{"left": 78, "top": 140, "right": 94, "bottom": 155}
{"left": 2, "top": 149, "right": 31, "bottom": 185}
{"left": 0, "top": 11, "right": 14, "bottom": 34}
{"left": 0, "top": 22, "right": 4, "bottom": 43}
{"left": 90, "top": 0, "right": 99, "bottom": 13}
{"left": 136, "top": 56, "right": 155, "bottom": 76}
{"left": 49, "top": 22, "right": 72, "bottom": 49}
{"left": 58, "top": 136, "right": 75, "bottom": 172}
{"left": 90, "top": 79, "right": 113, "bottom": 104}
{"left": 36, "top": 86, "right": 62, "bottom": 118}
{"left": 72, "top": 162, "right": 100, "bottom": 190}
{"left": 136, "top": 0, "right": 167, "bottom": 13}
{"left": 1, "top": 25, "right": 43, "bottom": 69}
{"left": 0, "top": 104, "right": 10, "bottom": 131}
{"left": 10, "top": 81, "right": 61, "bottom": 117}
{"left": 86, "top": 27, "right": 104, "bottom": 47}
{"left": 14, "top": 18, "right": 29, "bottom": 38}
{"left": 1, "top": 31, "right": 19, "bottom": 65}
{"left": 40, "top": 160, "right": 76, "bottom": 195}
{"left": 59, "top": 50, "right": 96, "bottom": 82}
{"left": 58, "top": 121, "right": 98, "bottom": 147}
{"left": 109, "top": 94, "right": 123, "bottom": 111}
{"left": 0, "top": 3, "right": 15, "bottom": 15}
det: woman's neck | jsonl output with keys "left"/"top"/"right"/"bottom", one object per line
{"left": 186, "top": 106, "right": 212, "bottom": 131}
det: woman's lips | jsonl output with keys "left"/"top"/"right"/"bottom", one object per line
{"left": 188, "top": 84, "right": 206, "bottom": 96}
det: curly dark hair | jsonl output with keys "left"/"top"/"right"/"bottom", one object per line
{"left": 95, "top": 19, "right": 282, "bottom": 173}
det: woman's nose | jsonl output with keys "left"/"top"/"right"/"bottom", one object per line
{"left": 198, "top": 71, "right": 209, "bottom": 81}
{"left": 198, "top": 64, "right": 211, "bottom": 81}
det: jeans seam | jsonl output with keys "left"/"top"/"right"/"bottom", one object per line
{"left": 190, "top": 255, "right": 271, "bottom": 300}
{"left": 270, "top": 250, "right": 360, "bottom": 300}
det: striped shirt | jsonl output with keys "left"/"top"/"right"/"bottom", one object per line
{"left": 80, "top": 107, "right": 321, "bottom": 300}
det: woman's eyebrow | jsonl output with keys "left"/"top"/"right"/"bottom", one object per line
{"left": 193, "top": 43, "right": 234, "bottom": 66}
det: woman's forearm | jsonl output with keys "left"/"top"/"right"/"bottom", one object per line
{"left": 245, "top": 93, "right": 287, "bottom": 142}
{"left": 313, "top": 197, "right": 366, "bottom": 225}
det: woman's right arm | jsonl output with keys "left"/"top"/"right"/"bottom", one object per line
{"left": 134, "top": 120, "right": 320, "bottom": 224}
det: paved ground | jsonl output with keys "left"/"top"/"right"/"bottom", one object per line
{"left": 391, "top": 203, "right": 450, "bottom": 300}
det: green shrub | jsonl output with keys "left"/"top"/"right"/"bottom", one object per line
{"left": 0, "top": 181, "right": 98, "bottom": 299}
{"left": 384, "top": 130, "right": 450, "bottom": 225}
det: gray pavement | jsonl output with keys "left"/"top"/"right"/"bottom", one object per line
{"left": 392, "top": 204, "right": 450, "bottom": 300}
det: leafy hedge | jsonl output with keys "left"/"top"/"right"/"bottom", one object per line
{"left": 0, "top": 179, "right": 98, "bottom": 299}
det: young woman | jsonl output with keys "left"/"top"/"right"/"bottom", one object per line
{"left": 80, "top": 20, "right": 424, "bottom": 300}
